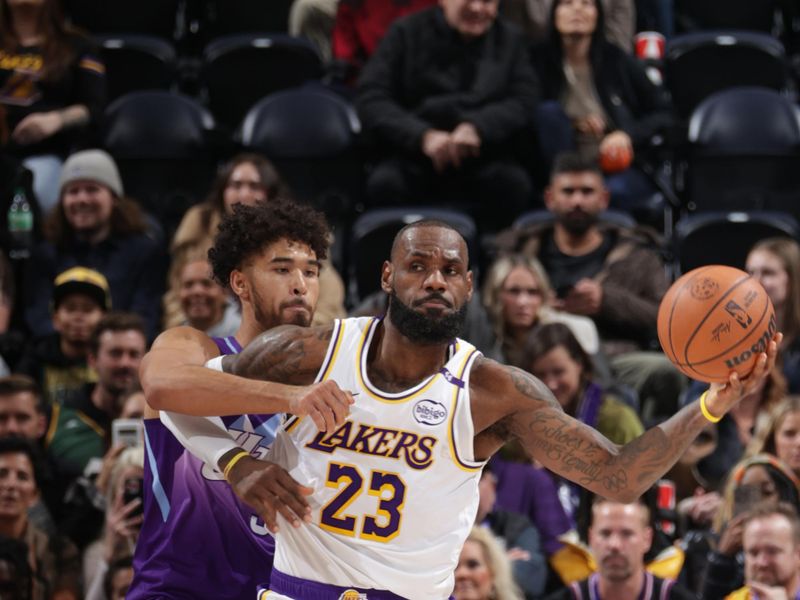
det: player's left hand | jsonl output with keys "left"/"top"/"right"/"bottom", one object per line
{"left": 227, "top": 456, "right": 313, "bottom": 534}
{"left": 705, "top": 332, "right": 781, "bottom": 416}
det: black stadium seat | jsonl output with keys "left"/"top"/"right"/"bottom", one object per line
{"left": 683, "top": 87, "right": 800, "bottom": 215}
{"left": 202, "top": 34, "right": 323, "bottom": 129}
{"left": 95, "top": 35, "right": 177, "bottom": 102}
{"left": 672, "top": 211, "right": 800, "bottom": 275}
{"left": 102, "top": 91, "right": 217, "bottom": 236}
{"left": 674, "top": 0, "right": 779, "bottom": 34}
{"left": 664, "top": 31, "right": 789, "bottom": 118}
{"left": 237, "top": 87, "right": 363, "bottom": 224}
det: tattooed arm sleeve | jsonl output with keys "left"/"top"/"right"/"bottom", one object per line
{"left": 471, "top": 358, "right": 710, "bottom": 502}
{"left": 223, "top": 324, "right": 334, "bottom": 385}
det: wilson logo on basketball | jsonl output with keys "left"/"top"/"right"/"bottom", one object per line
{"left": 413, "top": 399, "right": 448, "bottom": 426}
{"left": 724, "top": 314, "right": 778, "bottom": 369}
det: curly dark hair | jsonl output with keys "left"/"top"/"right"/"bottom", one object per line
{"left": 209, "top": 200, "right": 330, "bottom": 289}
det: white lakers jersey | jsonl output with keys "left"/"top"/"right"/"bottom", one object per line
{"left": 267, "top": 317, "right": 486, "bottom": 599}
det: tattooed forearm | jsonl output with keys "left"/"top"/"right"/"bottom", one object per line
{"left": 518, "top": 398, "right": 708, "bottom": 501}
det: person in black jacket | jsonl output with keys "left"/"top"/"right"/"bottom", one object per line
{"left": 531, "top": 0, "right": 672, "bottom": 211}
{"left": 356, "top": 0, "right": 540, "bottom": 230}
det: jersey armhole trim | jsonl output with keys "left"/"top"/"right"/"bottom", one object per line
{"left": 315, "top": 319, "right": 345, "bottom": 384}
{"left": 448, "top": 349, "right": 485, "bottom": 472}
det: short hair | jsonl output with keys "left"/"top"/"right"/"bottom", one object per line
{"left": 209, "top": 199, "right": 330, "bottom": 289}
{"left": 551, "top": 152, "right": 603, "bottom": 179}
{"left": 0, "top": 375, "right": 41, "bottom": 409}
{"left": 743, "top": 502, "right": 800, "bottom": 546}
{"left": 89, "top": 311, "right": 147, "bottom": 355}
{"left": 591, "top": 496, "right": 651, "bottom": 528}
{"left": 390, "top": 219, "right": 468, "bottom": 263}
{"left": 0, "top": 437, "right": 44, "bottom": 490}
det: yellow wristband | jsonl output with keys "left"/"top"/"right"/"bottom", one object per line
{"left": 222, "top": 450, "right": 250, "bottom": 481}
{"left": 699, "top": 391, "right": 722, "bottom": 424}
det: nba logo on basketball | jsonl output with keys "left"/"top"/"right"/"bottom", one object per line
{"left": 338, "top": 591, "right": 366, "bottom": 600}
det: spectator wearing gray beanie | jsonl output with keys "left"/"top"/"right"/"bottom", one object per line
{"left": 23, "top": 149, "right": 165, "bottom": 341}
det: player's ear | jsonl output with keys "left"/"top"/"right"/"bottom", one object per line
{"left": 466, "top": 270, "right": 474, "bottom": 302}
{"left": 380, "top": 260, "right": 393, "bottom": 294}
{"left": 229, "top": 269, "right": 249, "bottom": 302}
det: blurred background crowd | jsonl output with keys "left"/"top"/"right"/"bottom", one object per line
{"left": 3, "top": 0, "right": 800, "bottom": 598}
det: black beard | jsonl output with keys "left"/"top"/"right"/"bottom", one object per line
{"left": 387, "top": 291, "right": 467, "bottom": 345}
{"left": 558, "top": 210, "right": 598, "bottom": 236}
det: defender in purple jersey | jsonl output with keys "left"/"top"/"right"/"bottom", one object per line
{"left": 131, "top": 200, "right": 351, "bottom": 599}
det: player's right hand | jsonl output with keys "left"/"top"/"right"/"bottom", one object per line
{"left": 227, "top": 456, "right": 313, "bottom": 534}
{"left": 289, "top": 380, "right": 355, "bottom": 432}
{"left": 706, "top": 332, "right": 781, "bottom": 416}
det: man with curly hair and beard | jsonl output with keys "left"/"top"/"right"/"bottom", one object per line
{"left": 130, "top": 200, "right": 354, "bottom": 599}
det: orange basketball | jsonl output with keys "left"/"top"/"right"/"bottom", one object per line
{"left": 657, "top": 265, "right": 776, "bottom": 383}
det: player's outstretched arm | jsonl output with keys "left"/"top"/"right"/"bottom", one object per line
{"left": 143, "top": 325, "right": 352, "bottom": 431}
{"left": 472, "top": 336, "right": 779, "bottom": 502}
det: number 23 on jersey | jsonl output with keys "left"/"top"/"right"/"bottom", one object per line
{"left": 320, "top": 462, "right": 407, "bottom": 542}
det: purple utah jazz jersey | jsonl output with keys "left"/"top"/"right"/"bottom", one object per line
{"left": 129, "top": 336, "right": 280, "bottom": 599}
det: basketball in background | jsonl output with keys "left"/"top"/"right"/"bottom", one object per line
{"left": 657, "top": 265, "right": 776, "bottom": 383}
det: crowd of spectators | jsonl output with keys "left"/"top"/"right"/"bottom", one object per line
{"left": 3, "top": 0, "right": 800, "bottom": 598}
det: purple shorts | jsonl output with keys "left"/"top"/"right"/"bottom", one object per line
{"left": 261, "top": 570, "right": 454, "bottom": 600}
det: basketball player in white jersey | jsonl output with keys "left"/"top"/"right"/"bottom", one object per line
{"left": 162, "top": 220, "right": 779, "bottom": 598}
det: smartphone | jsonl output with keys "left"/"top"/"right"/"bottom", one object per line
{"left": 111, "top": 418, "right": 143, "bottom": 448}
{"left": 732, "top": 485, "right": 763, "bottom": 517}
{"left": 122, "top": 476, "right": 144, "bottom": 518}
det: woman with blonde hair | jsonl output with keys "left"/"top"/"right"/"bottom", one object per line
{"left": 748, "top": 395, "right": 800, "bottom": 479}
{"left": 482, "top": 253, "right": 600, "bottom": 367}
{"left": 455, "top": 526, "right": 524, "bottom": 600}
{"left": 746, "top": 237, "right": 800, "bottom": 392}
{"left": 83, "top": 446, "right": 144, "bottom": 600}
